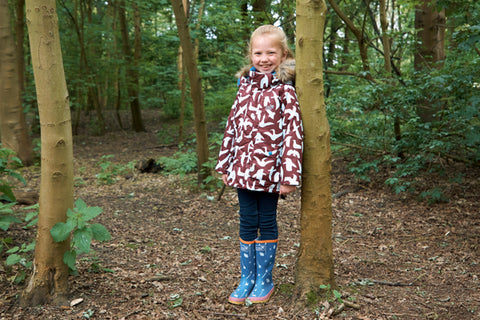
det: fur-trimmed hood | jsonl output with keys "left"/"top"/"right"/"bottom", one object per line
{"left": 236, "top": 59, "right": 296, "bottom": 85}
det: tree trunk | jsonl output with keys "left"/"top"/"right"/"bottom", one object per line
{"left": 21, "top": 0, "right": 73, "bottom": 306}
{"left": 110, "top": 0, "right": 123, "bottom": 130}
{"left": 294, "top": 0, "right": 335, "bottom": 304}
{"left": 177, "top": 0, "right": 205, "bottom": 143}
{"left": 177, "top": 0, "right": 189, "bottom": 143}
{"left": 131, "top": 2, "right": 144, "bottom": 131}
{"left": 15, "top": 0, "right": 26, "bottom": 94}
{"left": 171, "top": 0, "right": 210, "bottom": 184}
{"left": 379, "top": 0, "right": 403, "bottom": 153}
{"left": 414, "top": 0, "right": 446, "bottom": 122}
{"left": 0, "top": 0, "right": 34, "bottom": 166}
{"left": 327, "top": 0, "right": 375, "bottom": 82}
{"left": 119, "top": 0, "right": 145, "bottom": 132}
{"left": 414, "top": 0, "right": 446, "bottom": 70}
{"left": 252, "top": 0, "right": 268, "bottom": 25}
{"left": 379, "top": 0, "right": 392, "bottom": 76}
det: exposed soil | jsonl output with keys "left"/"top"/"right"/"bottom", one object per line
{"left": 1, "top": 110, "right": 479, "bottom": 319}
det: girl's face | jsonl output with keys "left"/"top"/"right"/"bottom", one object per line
{"left": 250, "top": 34, "right": 286, "bottom": 74}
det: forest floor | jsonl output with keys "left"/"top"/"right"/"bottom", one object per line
{"left": 1, "top": 110, "right": 479, "bottom": 320}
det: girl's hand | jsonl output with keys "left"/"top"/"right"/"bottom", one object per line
{"left": 280, "top": 184, "right": 296, "bottom": 196}
{"left": 222, "top": 174, "right": 228, "bottom": 185}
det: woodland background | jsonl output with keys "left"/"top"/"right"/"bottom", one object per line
{"left": 0, "top": 0, "right": 479, "bottom": 319}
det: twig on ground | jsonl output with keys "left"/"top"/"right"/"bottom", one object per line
{"left": 360, "top": 273, "right": 427, "bottom": 287}
{"left": 145, "top": 275, "right": 173, "bottom": 282}
{"left": 333, "top": 186, "right": 361, "bottom": 199}
{"left": 198, "top": 311, "right": 246, "bottom": 318}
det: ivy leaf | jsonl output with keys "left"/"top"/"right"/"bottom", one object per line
{"left": 90, "top": 223, "right": 111, "bottom": 242}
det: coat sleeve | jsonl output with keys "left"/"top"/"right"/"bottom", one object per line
{"left": 280, "top": 84, "right": 304, "bottom": 186}
{"left": 215, "top": 94, "right": 239, "bottom": 175}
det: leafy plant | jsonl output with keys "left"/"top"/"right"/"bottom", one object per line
{"left": 95, "top": 155, "right": 136, "bottom": 185}
{"left": 50, "top": 199, "right": 111, "bottom": 274}
{"left": 319, "top": 284, "right": 343, "bottom": 304}
{"left": 0, "top": 203, "right": 21, "bottom": 232}
{"left": 5, "top": 241, "right": 35, "bottom": 283}
{"left": 0, "top": 146, "right": 25, "bottom": 202}
{"left": 1, "top": 204, "right": 39, "bottom": 284}
{"left": 158, "top": 144, "right": 198, "bottom": 177}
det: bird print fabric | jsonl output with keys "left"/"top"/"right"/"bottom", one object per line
{"left": 216, "top": 64, "right": 303, "bottom": 193}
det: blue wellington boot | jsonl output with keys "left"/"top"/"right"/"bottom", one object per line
{"left": 228, "top": 238, "right": 256, "bottom": 304}
{"left": 247, "top": 239, "right": 277, "bottom": 303}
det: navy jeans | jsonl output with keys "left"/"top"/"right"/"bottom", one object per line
{"left": 237, "top": 188, "right": 279, "bottom": 242}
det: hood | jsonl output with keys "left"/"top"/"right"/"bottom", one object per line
{"left": 236, "top": 59, "right": 296, "bottom": 85}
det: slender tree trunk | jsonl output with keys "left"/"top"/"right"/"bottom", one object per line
{"left": 0, "top": 0, "right": 34, "bottom": 166}
{"left": 177, "top": 0, "right": 189, "bottom": 143}
{"left": 178, "top": 46, "right": 186, "bottom": 142}
{"left": 21, "top": 0, "right": 73, "bottom": 306}
{"left": 252, "top": 0, "right": 268, "bottom": 25}
{"left": 294, "top": 0, "right": 335, "bottom": 304}
{"left": 110, "top": 0, "right": 123, "bottom": 129}
{"left": 131, "top": 2, "right": 144, "bottom": 131}
{"left": 119, "top": 0, "right": 145, "bottom": 132}
{"left": 414, "top": 0, "right": 446, "bottom": 122}
{"left": 379, "top": 0, "right": 403, "bottom": 152}
{"left": 15, "top": 0, "right": 26, "bottom": 94}
{"left": 327, "top": 0, "right": 375, "bottom": 82}
{"left": 379, "top": 0, "right": 392, "bottom": 76}
{"left": 340, "top": 25, "right": 350, "bottom": 71}
{"left": 170, "top": 0, "right": 209, "bottom": 184}
{"left": 177, "top": 0, "right": 205, "bottom": 143}
{"left": 60, "top": 0, "right": 105, "bottom": 134}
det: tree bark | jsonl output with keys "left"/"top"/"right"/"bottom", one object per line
{"left": 21, "top": 0, "right": 73, "bottom": 306}
{"left": 119, "top": 0, "right": 145, "bottom": 132}
{"left": 252, "top": 0, "right": 268, "bottom": 25}
{"left": 177, "top": 0, "right": 189, "bottom": 142}
{"left": 171, "top": 0, "right": 210, "bottom": 184}
{"left": 327, "top": 0, "right": 375, "bottom": 82}
{"left": 0, "top": 0, "right": 34, "bottom": 166}
{"left": 294, "top": 0, "right": 335, "bottom": 304}
{"left": 60, "top": 0, "right": 105, "bottom": 135}
{"left": 414, "top": 0, "right": 446, "bottom": 122}
{"left": 15, "top": 0, "right": 26, "bottom": 94}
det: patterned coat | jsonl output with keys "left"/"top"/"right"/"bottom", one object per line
{"left": 215, "top": 60, "right": 303, "bottom": 193}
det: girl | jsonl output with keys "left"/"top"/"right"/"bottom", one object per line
{"left": 215, "top": 25, "right": 303, "bottom": 305}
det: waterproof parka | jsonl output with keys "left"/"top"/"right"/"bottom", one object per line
{"left": 215, "top": 60, "right": 303, "bottom": 193}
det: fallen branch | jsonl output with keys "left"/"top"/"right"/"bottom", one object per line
{"left": 198, "top": 311, "right": 246, "bottom": 318}
{"left": 331, "top": 141, "right": 385, "bottom": 154}
{"left": 145, "top": 275, "right": 173, "bottom": 282}
{"left": 360, "top": 273, "right": 426, "bottom": 287}
{"left": 333, "top": 186, "right": 361, "bottom": 199}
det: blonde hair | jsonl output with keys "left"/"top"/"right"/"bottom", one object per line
{"left": 248, "top": 25, "right": 294, "bottom": 62}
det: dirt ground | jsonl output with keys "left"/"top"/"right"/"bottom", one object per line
{"left": 1, "top": 110, "right": 479, "bottom": 319}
